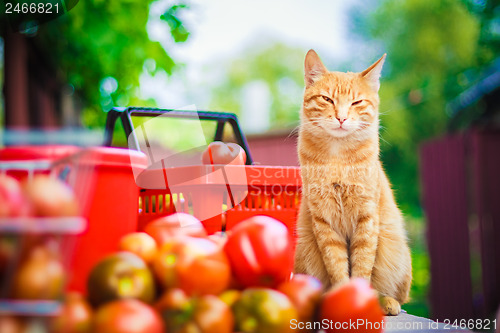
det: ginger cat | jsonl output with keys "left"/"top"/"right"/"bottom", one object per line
{"left": 294, "top": 50, "right": 412, "bottom": 316}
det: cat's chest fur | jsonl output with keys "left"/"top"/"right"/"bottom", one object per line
{"left": 301, "top": 160, "right": 380, "bottom": 237}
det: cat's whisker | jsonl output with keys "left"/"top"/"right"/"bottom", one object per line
{"left": 379, "top": 134, "right": 390, "bottom": 146}
{"left": 376, "top": 125, "right": 391, "bottom": 146}
{"left": 286, "top": 125, "right": 301, "bottom": 140}
{"left": 378, "top": 107, "right": 395, "bottom": 116}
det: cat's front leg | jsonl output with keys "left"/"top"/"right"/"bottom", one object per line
{"left": 311, "top": 214, "right": 350, "bottom": 288}
{"left": 350, "top": 213, "right": 379, "bottom": 281}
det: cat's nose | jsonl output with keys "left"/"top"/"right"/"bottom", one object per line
{"left": 337, "top": 117, "right": 347, "bottom": 124}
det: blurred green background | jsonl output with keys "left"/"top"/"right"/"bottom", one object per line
{"left": 2, "top": 0, "right": 500, "bottom": 318}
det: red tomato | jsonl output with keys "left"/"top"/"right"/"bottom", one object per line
{"left": 320, "top": 278, "right": 385, "bottom": 333}
{"left": 277, "top": 274, "right": 322, "bottom": 323}
{"left": 144, "top": 213, "right": 207, "bottom": 246}
{"left": 51, "top": 292, "right": 93, "bottom": 333}
{"left": 201, "top": 141, "right": 246, "bottom": 165}
{"left": 207, "top": 231, "right": 228, "bottom": 249}
{"left": 224, "top": 216, "right": 294, "bottom": 288}
{"left": 23, "top": 175, "right": 79, "bottom": 217}
{"left": 93, "top": 299, "right": 164, "bottom": 333}
{"left": 152, "top": 236, "right": 231, "bottom": 295}
{"left": 227, "top": 143, "right": 247, "bottom": 164}
{"left": 119, "top": 232, "right": 158, "bottom": 264}
{"left": 156, "top": 288, "right": 234, "bottom": 333}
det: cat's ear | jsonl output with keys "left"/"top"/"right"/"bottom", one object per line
{"left": 304, "top": 49, "right": 327, "bottom": 87}
{"left": 360, "top": 54, "right": 386, "bottom": 92}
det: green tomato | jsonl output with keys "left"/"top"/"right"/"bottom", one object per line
{"left": 233, "top": 288, "right": 298, "bottom": 333}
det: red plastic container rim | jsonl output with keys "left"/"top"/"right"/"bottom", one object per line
{"left": 75, "top": 147, "right": 148, "bottom": 170}
{"left": 0, "top": 145, "right": 80, "bottom": 161}
{"left": 0, "top": 145, "right": 148, "bottom": 170}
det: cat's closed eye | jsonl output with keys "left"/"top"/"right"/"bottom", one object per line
{"left": 351, "top": 100, "right": 363, "bottom": 106}
{"left": 322, "top": 95, "right": 334, "bottom": 103}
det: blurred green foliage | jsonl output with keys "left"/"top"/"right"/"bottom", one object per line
{"left": 354, "top": 0, "right": 500, "bottom": 215}
{"left": 209, "top": 43, "right": 305, "bottom": 128}
{"left": 162, "top": 4, "right": 190, "bottom": 43}
{"left": 406, "top": 218, "right": 431, "bottom": 317}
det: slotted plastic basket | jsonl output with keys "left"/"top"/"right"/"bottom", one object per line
{"left": 104, "top": 107, "right": 302, "bottom": 237}
{"left": 0, "top": 147, "right": 92, "bottom": 318}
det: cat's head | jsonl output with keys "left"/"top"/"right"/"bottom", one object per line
{"left": 301, "top": 49, "right": 386, "bottom": 140}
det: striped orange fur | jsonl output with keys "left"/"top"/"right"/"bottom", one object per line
{"left": 294, "top": 50, "right": 412, "bottom": 316}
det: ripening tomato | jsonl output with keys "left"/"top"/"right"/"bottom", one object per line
{"left": 201, "top": 142, "right": 246, "bottom": 165}
{"left": 144, "top": 213, "right": 207, "bottom": 246}
{"left": 0, "top": 315, "right": 25, "bottom": 333}
{"left": 277, "top": 274, "right": 322, "bottom": 323}
{"left": 224, "top": 216, "right": 294, "bottom": 288}
{"left": 320, "top": 278, "right": 385, "bottom": 333}
{"left": 12, "top": 245, "right": 65, "bottom": 300}
{"left": 22, "top": 175, "right": 79, "bottom": 217}
{"left": 155, "top": 288, "right": 234, "bottom": 333}
{"left": 0, "top": 174, "right": 30, "bottom": 217}
{"left": 219, "top": 289, "right": 241, "bottom": 308}
{"left": 152, "top": 236, "right": 231, "bottom": 295}
{"left": 87, "top": 252, "right": 156, "bottom": 308}
{"left": 51, "top": 292, "right": 93, "bottom": 333}
{"left": 207, "top": 231, "right": 228, "bottom": 249}
{"left": 93, "top": 299, "right": 164, "bottom": 333}
{"left": 119, "top": 232, "right": 158, "bottom": 264}
{"left": 233, "top": 288, "right": 297, "bottom": 333}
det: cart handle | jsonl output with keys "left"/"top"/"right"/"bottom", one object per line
{"left": 103, "top": 107, "right": 253, "bottom": 165}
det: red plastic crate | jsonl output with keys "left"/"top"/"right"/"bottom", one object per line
{"left": 0, "top": 217, "right": 86, "bottom": 316}
{"left": 0, "top": 146, "right": 91, "bottom": 316}
{"left": 135, "top": 165, "right": 302, "bottom": 237}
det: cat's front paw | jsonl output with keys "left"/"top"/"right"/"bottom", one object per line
{"left": 380, "top": 296, "right": 401, "bottom": 316}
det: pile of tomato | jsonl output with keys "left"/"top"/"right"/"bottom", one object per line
{"left": 0, "top": 174, "right": 81, "bottom": 303}
{"left": 0, "top": 143, "right": 386, "bottom": 333}
{"left": 49, "top": 213, "right": 385, "bottom": 333}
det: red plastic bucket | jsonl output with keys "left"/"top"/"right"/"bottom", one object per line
{"left": 67, "top": 147, "right": 147, "bottom": 293}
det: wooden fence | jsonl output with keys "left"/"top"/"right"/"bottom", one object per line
{"left": 421, "top": 128, "right": 500, "bottom": 321}
{"left": 247, "top": 131, "right": 299, "bottom": 166}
